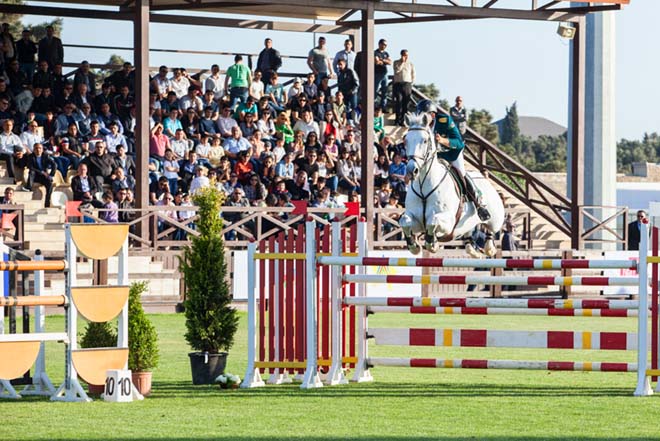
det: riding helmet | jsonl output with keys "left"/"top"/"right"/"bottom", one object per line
{"left": 416, "top": 99, "right": 437, "bottom": 115}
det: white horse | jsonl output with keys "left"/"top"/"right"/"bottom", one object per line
{"left": 399, "top": 113, "right": 505, "bottom": 257}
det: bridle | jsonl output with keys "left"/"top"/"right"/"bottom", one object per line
{"left": 405, "top": 125, "right": 451, "bottom": 231}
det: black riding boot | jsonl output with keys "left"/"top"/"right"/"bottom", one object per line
{"left": 464, "top": 174, "right": 491, "bottom": 221}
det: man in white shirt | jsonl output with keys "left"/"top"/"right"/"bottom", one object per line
{"left": 188, "top": 166, "right": 210, "bottom": 195}
{"left": 216, "top": 106, "right": 238, "bottom": 138}
{"left": 104, "top": 121, "right": 127, "bottom": 154}
{"left": 333, "top": 39, "right": 356, "bottom": 77}
{"left": 151, "top": 65, "right": 172, "bottom": 100}
{"left": 170, "top": 68, "right": 191, "bottom": 99}
{"left": 170, "top": 129, "right": 191, "bottom": 160}
{"left": 0, "top": 119, "right": 23, "bottom": 179}
{"left": 392, "top": 49, "right": 416, "bottom": 126}
{"left": 292, "top": 109, "right": 320, "bottom": 138}
{"left": 204, "top": 64, "right": 223, "bottom": 100}
{"left": 20, "top": 120, "right": 41, "bottom": 153}
{"left": 178, "top": 86, "right": 203, "bottom": 114}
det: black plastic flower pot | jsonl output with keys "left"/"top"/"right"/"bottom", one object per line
{"left": 188, "top": 352, "right": 228, "bottom": 385}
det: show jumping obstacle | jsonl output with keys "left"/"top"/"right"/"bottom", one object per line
{"left": 243, "top": 216, "right": 660, "bottom": 397}
{"left": 0, "top": 224, "right": 132, "bottom": 402}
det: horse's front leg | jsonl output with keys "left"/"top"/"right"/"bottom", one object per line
{"left": 483, "top": 230, "right": 497, "bottom": 257}
{"left": 423, "top": 223, "right": 440, "bottom": 253}
{"left": 399, "top": 213, "right": 421, "bottom": 255}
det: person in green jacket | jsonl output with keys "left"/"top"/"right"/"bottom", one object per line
{"left": 416, "top": 99, "right": 490, "bottom": 221}
{"left": 224, "top": 54, "right": 252, "bottom": 109}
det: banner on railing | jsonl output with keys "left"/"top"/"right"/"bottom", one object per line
{"left": 603, "top": 251, "right": 639, "bottom": 295}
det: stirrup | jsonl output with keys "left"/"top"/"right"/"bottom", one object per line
{"left": 477, "top": 206, "right": 491, "bottom": 222}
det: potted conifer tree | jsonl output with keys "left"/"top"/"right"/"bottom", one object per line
{"left": 128, "top": 281, "right": 159, "bottom": 395}
{"left": 179, "top": 186, "right": 239, "bottom": 385}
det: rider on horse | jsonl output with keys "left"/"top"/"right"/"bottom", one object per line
{"left": 416, "top": 99, "right": 490, "bottom": 222}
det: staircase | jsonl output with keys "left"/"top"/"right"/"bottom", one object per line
{"left": 0, "top": 163, "right": 181, "bottom": 309}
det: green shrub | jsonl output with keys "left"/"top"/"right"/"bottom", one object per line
{"left": 128, "top": 281, "right": 159, "bottom": 372}
{"left": 80, "top": 321, "right": 117, "bottom": 349}
{"left": 179, "top": 186, "right": 239, "bottom": 353}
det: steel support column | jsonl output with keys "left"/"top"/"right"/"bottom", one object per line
{"left": 569, "top": 18, "right": 586, "bottom": 250}
{"left": 359, "top": 5, "right": 375, "bottom": 237}
{"left": 134, "top": 0, "right": 150, "bottom": 239}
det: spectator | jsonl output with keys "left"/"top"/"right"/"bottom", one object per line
{"left": 116, "top": 188, "right": 134, "bottom": 223}
{"left": 244, "top": 173, "right": 267, "bottom": 205}
{"left": 162, "top": 149, "right": 180, "bottom": 195}
{"left": 333, "top": 38, "right": 356, "bottom": 78}
{"left": 77, "top": 103, "right": 94, "bottom": 136}
{"left": 59, "top": 136, "right": 84, "bottom": 172}
{"left": 374, "top": 106, "right": 385, "bottom": 140}
{"left": 288, "top": 93, "right": 311, "bottom": 122}
{"left": 51, "top": 63, "right": 66, "bottom": 99}
{"left": 388, "top": 153, "right": 406, "bottom": 196}
{"left": 332, "top": 91, "right": 348, "bottom": 128}
{"left": 233, "top": 150, "right": 254, "bottom": 184}
{"left": 179, "top": 86, "right": 203, "bottom": 114}
{"left": 199, "top": 107, "right": 217, "bottom": 138}
{"left": 85, "top": 120, "right": 105, "bottom": 153}
{"left": 16, "top": 29, "right": 37, "bottom": 83}
{"left": 19, "top": 143, "right": 56, "bottom": 206}
{"left": 374, "top": 38, "right": 392, "bottom": 110}
{"left": 287, "top": 170, "right": 310, "bottom": 201}
{"left": 112, "top": 85, "right": 134, "bottom": 128}
{"left": 304, "top": 131, "right": 322, "bottom": 152}
{"left": 205, "top": 136, "right": 224, "bottom": 168}
{"left": 201, "top": 90, "right": 219, "bottom": 116}
{"left": 223, "top": 187, "right": 251, "bottom": 239}
{"left": 93, "top": 82, "right": 113, "bottom": 115}
{"left": 256, "top": 109, "right": 276, "bottom": 140}
{"left": 55, "top": 102, "right": 80, "bottom": 136}
{"left": 223, "top": 126, "right": 251, "bottom": 161}
{"left": 5, "top": 59, "right": 27, "bottom": 96}
{"left": 73, "top": 60, "right": 97, "bottom": 96}
{"left": 275, "top": 151, "right": 295, "bottom": 180}
{"left": 107, "top": 62, "right": 135, "bottom": 93}
{"left": 97, "top": 102, "right": 124, "bottom": 135}
{"left": 240, "top": 112, "right": 258, "bottom": 139}
{"left": 179, "top": 150, "right": 200, "bottom": 190}
{"left": 162, "top": 108, "right": 182, "bottom": 138}
{"left": 312, "top": 92, "right": 329, "bottom": 122}
{"left": 38, "top": 26, "right": 64, "bottom": 72}
{"left": 317, "top": 74, "right": 332, "bottom": 102}
{"left": 501, "top": 217, "right": 518, "bottom": 251}
{"left": 224, "top": 54, "right": 252, "bottom": 108}
{"left": 271, "top": 135, "right": 286, "bottom": 163}
{"left": 274, "top": 113, "right": 294, "bottom": 146}
{"left": 628, "top": 210, "right": 648, "bottom": 251}
{"left": 321, "top": 133, "right": 339, "bottom": 163}
{"left": 290, "top": 130, "right": 306, "bottom": 156}
{"left": 170, "top": 129, "right": 191, "bottom": 160}
{"left": 152, "top": 66, "right": 172, "bottom": 100}
{"left": 265, "top": 73, "right": 285, "bottom": 114}
{"left": 287, "top": 77, "right": 304, "bottom": 102}
{"left": 181, "top": 107, "right": 200, "bottom": 142}
{"left": 293, "top": 109, "right": 320, "bottom": 138}
{"left": 249, "top": 70, "right": 264, "bottom": 100}
{"left": 189, "top": 166, "right": 210, "bottom": 195}
{"left": 302, "top": 73, "right": 318, "bottom": 103}
{"left": 113, "top": 144, "right": 136, "bottom": 177}
{"left": 19, "top": 119, "right": 41, "bottom": 153}
{"left": 32, "top": 60, "right": 53, "bottom": 90}
{"left": 234, "top": 95, "right": 258, "bottom": 122}
{"left": 319, "top": 108, "right": 340, "bottom": 145}
{"left": 1, "top": 23, "right": 16, "bottom": 67}
{"left": 257, "top": 38, "right": 282, "bottom": 86}
{"left": 392, "top": 49, "right": 415, "bottom": 127}
{"left": 307, "top": 36, "right": 333, "bottom": 84}
{"left": 342, "top": 127, "right": 360, "bottom": 158}
{"left": 374, "top": 154, "right": 390, "bottom": 188}
{"left": 170, "top": 68, "right": 191, "bottom": 99}
{"left": 450, "top": 96, "right": 467, "bottom": 135}
{"left": 149, "top": 123, "right": 170, "bottom": 161}
{"left": 0, "top": 119, "right": 22, "bottom": 180}
{"left": 258, "top": 153, "right": 276, "bottom": 187}
{"left": 104, "top": 121, "right": 127, "bottom": 154}
{"left": 216, "top": 105, "right": 238, "bottom": 138}
{"left": 336, "top": 58, "right": 359, "bottom": 121}
{"left": 377, "top": 180, "right": 392, "bottom": 206}
{"left": 204, "top": 64, "right": 223, "bottom": 100}
{"left": 83, "top": 141, "right": 114, "bottom": 189}
{"left": 150, "top": 176, "right": 170, "bottom": 204}
{"left": 99, "top": 190, "right": 119, "bottom": 223}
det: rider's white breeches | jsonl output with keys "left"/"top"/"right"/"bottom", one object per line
{"left": 451, "top": 153, "right": 466, "bottom": 175}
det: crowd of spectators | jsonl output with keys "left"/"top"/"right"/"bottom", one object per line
{"left": 0, "top": 27, "right": 424, "bottom": 232}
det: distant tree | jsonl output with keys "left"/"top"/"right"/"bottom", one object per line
{"left": 414, "top": 83, "right": 439, "bottom": 101}
{"left": 500, "top": 102, "right": 520, "bottom": 145}
{"left": 617, "top": 132, "right": 660, "bottom": 174}
{"left": 467, "top": 109, "right": 499, "bottom": 145}
{"left": 95, "top": 54, "right": 127, "bottom": 81}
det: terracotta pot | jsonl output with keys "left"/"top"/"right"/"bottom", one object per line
{"left": 87, "top": 383, "right": 105, "bottom": 395}
{"left": 132, "top": 371, "right": 153, "bottom": 396}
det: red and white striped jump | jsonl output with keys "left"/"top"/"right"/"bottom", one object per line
{"left": 343, "top": 274, "right": 639, "bottom": 286}
{"left": 369, "top": 328, "right": 637, "bottom": 350}
{"left": 344, "top": 297, "right": 639, "bottom": 310}
{"left": 368, "top": 357, "right": 637, "bottom": 372}
{"left": 368, "top": 306, "right": 639, "bottom": 318}
{"left": 319, "top": 256, "right": 638, "bottom": 270}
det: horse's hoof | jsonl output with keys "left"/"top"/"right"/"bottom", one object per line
{"left": 484, "top": 240, "right": 497, "bottom": 257}
{"left": 466, "top": 244, "right": 484, "bottom": 259}
{"left": 409, "top": 244, "right": 421, "bottom": 255}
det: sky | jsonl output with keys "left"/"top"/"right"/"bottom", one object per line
{"left": 21, "top": 0, "right": 659, "bottom": 140}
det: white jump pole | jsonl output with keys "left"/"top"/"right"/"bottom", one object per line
{"left": 634, "top": 220, "right": 652, "bottom": 396}
{"left": 301, "top": 219, "right": 322, "bottom": 389}
{"left": 52, "top": 225, "right": 90, "bottom": 402}
{"left": 20, "top": 251, "right": 55, "bottom": 397}
{"left": 326, "top": 221, "right": 347, "bottom": 385}
{"left": 352, "top": 219, "right": 372, "bottom": 383}
{"left": 241, "top": 240, "right": 264, "bottom": 388}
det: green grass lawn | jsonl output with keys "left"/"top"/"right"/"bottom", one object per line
{"left": 3, "top": 312, "right": 660, "bottom": 441}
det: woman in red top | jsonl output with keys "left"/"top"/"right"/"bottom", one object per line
{"left": 233, "top": 150, "right": 254, "bottom": 184}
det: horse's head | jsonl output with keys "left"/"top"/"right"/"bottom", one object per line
{"left": 404, "top": 112, "right": 434, "bottom": 179}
